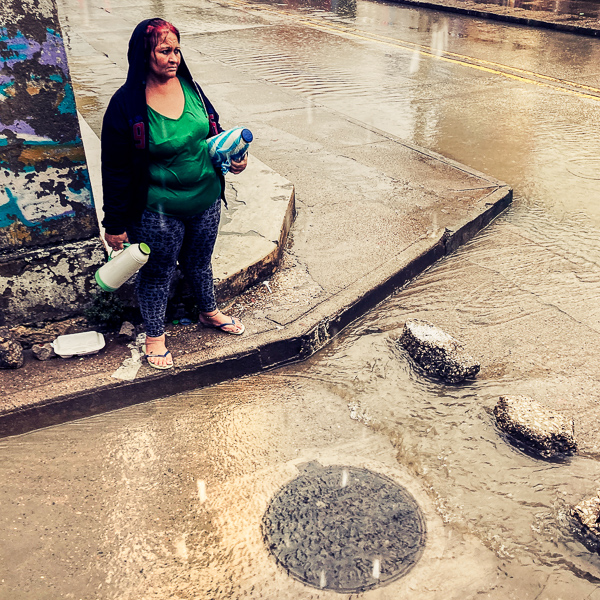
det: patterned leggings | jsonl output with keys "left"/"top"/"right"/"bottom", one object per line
{"left": 128, "top": 200, "right": 221, "bottom": 337}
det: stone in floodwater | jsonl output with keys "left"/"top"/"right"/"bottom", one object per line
{"left": 493, "top": 395, "right": 577, "bottom": 458}
{"left": 398, "top": 319, "right": 480, "bottom": 383}
{"left": 572, "top": 492, "right": 600, "bottom": 539}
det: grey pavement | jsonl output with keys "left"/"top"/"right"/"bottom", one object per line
{"left": 0, "top": 0, "right": 512, "bottom": 435}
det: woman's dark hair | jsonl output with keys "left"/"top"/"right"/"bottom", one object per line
{"left": 144, "top": 18, "right": 180, "bottom": 65}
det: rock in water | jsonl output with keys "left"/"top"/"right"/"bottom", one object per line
{"left": 493, "top": 395, "right": 577, "bottom": 458}
{"left": 0, "top": 336, "right": 24, "bottom": 369}
{"left": 399, "top": 319, "right": 480, "bottom": 383}
{"left": 572, "top": 492, "right": 600, "bottom": 539}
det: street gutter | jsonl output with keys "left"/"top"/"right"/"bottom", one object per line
{"left": 0, "top": 181, "right": 511, "bottom": 438}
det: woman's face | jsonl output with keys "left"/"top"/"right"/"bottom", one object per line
{"left": 148, "top": 31, "right": 181, "bottom": 80}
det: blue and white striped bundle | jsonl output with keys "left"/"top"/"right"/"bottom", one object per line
{"left": 207, "top": 127, "right": 253, "bottom": 175}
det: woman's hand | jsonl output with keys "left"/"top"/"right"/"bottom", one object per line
{"left": 229, "top": 154, "right": 248, "bottom": 175}
{"left": 105, "top": 232, "right": 129, "bottom": 251}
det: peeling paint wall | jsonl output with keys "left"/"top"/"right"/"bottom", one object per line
{"left": 0, "top": 0, "right": 102, "bottom": 325}
{"left": 0, "top": 239, "right": 105, "bottom": 325}
{"left": 0, "top": 0, "right": 97, "bottom": 252}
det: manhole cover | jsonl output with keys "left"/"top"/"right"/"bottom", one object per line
{"left": 262, "top": 463, "right": 426, "bottom": 592}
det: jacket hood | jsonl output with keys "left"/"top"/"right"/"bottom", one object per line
{"left": 126, "top": 18, "right": 194, "bottom": 87}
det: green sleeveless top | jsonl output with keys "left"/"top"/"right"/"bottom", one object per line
{"left": 146, "top": 77, "right": 221, "bottom": 216}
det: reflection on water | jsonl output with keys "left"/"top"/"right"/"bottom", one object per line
{"left": 3, "top": 317, "right": 600, "bottom": 597}
{"left": 185, "top": 0, "right": 600, "bottom": 592}
{"left": 332, "top": 0, "right": 357, "bottom": 17}
{"left": 253, "top": 0, "right": 358, "bottom": 17}
{"left": 470, "top": 0, "right": 600, "bottom": 18}
{"left": 277, "top": 0, "right": 600, "bottom": 19}
{"left": 285, "top": 318, "right": 600, "bottom": 596}
{"left": 182, "top": 0, "right": 600, "bottom": 225}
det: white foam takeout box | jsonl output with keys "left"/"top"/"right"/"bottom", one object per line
{"left": 51, "top": 331, "right": 105, "bottom": 358}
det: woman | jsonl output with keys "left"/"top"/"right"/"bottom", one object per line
{"left": 101, "top": 18, "right": 246, "bottom": 369}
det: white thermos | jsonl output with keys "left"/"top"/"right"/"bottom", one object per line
{"left": 95, "top": 243, "right": 150, "bottom": 292}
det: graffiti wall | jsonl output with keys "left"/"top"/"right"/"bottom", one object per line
{"left": 0, "top": 0, "right": 98, "bottom": 252}
{"left": 0, "top": 0, "right": 103, "bottom": 326}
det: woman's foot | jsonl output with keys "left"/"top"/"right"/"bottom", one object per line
{"left": 143, "top": 334, "right": 174, "bottom": 369}
{"left": 199, "top": 310, "right": 245, "bottom": 335}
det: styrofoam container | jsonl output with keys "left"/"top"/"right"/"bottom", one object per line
{"left": 51, "top": 331, "right": 105, "bottom": 358}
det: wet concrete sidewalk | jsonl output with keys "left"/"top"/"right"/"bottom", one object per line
{"left": 0, "top": 0, "right": 512, "bottom": 436}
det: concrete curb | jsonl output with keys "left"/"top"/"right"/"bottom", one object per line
{"left": 0, "top": 176, "right": 511, "bottom": 437}
{"left": 387, "top": 0, "right": 600, "bottom": 38}
{"left": 79, "top": 114, "right": 297, "bottom": 306}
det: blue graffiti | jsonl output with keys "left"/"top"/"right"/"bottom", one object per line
{"left": 58, "top": 82, "right": 76, "bottom": 115}
{"left": 0, "top": 29, "right": 40, "bottom": 68}
{"left": 0, "top": 28, "right": 69, "bottom": 74}
{"left": 0, "top": 76, "right": 14, "bottom": 99}
{"left": 1, "top": 185, "right": 77, "bottom": 229}
{"left": 0, "top": 24, "right": 93, "bottom": 234}
{"left": 1, "top": 187, "right": 32, "bottom": 228}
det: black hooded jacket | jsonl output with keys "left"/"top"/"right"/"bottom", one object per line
{"left": 100, "top": 19, "right": 225, "bottom": 235}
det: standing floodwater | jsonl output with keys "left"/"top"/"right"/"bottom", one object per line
{"left": 3, "top": 0, "right": 600, "bottom": 597}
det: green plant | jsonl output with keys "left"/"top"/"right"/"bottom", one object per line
{"left": 84, "top": 291, "right": 126, "bottom": 330}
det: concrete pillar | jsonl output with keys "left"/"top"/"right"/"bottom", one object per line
{"left": 0, "top": 0, "right": 103, "bottom": 326}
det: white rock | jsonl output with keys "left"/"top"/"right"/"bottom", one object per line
{"left": 494, "top": 395, "right": 577, "bottom": 458}
{"left": 399, "top": 319, "right": 480, "bottom": 383}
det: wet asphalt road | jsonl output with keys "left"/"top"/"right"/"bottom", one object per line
{"left": 4, "top": 0, "right": 600, "bottom": 597}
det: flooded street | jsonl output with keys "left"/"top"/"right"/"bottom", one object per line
{"left": 4, "top": 0, "right": 600, "bottom": 597}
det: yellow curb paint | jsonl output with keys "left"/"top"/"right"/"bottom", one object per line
{"left": 300, "top": 18, "right": 600, "bottom": 95}
{"left": 228, "top": 0, "right": 600, "bottom": 101}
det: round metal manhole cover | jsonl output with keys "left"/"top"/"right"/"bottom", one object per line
{"left": 262, "top": 463, "right": 426, "bottom": 592}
